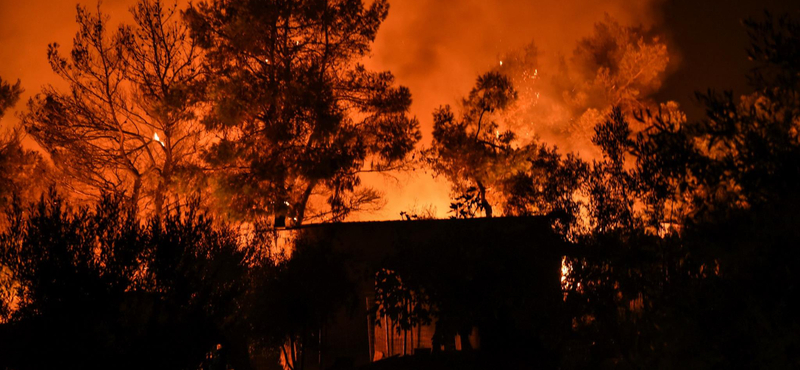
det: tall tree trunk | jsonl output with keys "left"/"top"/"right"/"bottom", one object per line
{"left": 154, "top": 146, "right": 173, "bottom": 219}
{"left": 431, "top": 320, "right": 442, "bottom": 353}
{"left": 154, "top": 183, "right": 164, "bottom": 218}
{"left": 290, "top": 336, "right": 298, "bottom": 370}
{"left": 154, "top": 168, "right": 169, "bottom": 219}
{"left": 281, "top": 342, "right": 294, "bottom": 370}
{"left": 476, "top": 180, "right": 492, "bottom": 218}
{"left": 403, "top": 327, "right": 407, "bottom": 355}
{"left": 458, "top": 326, "right": 473, "bottom": 351}
{"left": 294, "top": 179, "right": 318, "bottom": 226}
{"left": 385, "top": 316, "right": 391, "bottom": 356}
{"left": 130, "top": 174, "right": 142, "bottom": 212}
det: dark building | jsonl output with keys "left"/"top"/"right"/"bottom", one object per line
{"left": 275, "top": 216, "right": 569, "bottom": 370}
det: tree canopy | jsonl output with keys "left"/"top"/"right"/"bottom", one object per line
{"left": 184, "top": 0, "right": 421, "bottom": 224}
{"left": 24, "top": 0, "right": 205, "bottom": 216}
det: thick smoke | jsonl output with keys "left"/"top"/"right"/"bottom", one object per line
{"left": 360, "top": 0, "right": 665, "bottom": 220}
{"left": 365, "top": 0, "right": 661, "bottom": 139}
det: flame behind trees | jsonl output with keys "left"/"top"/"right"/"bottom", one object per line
{"left": 17, "top": 7, "right": 667, "bottom": 225}
{"left": 427, "top": 16, "right": 671, "bottom": 225}
{"left": 424, "top": 67, "right": 588, "bottom": 224}
{"left": 558, "top": 16, "right": 800, "bottom": 366}
{"left": 184, "top": 0, "right": 421, "bottom": 225}
{"left": 426, "top": 72, "right": 521, "bottom": 218}
{"left": 498, "top": 16, "right": 670, "bottom": 158}
{"left": 23, "top": 0, "right": 204, "bottom": 217}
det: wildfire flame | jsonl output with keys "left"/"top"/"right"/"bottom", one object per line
{"left": 153, "top": 132, "right": 165, "bottom": 147}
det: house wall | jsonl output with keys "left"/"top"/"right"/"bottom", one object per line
{"left": 291, "top": 216, "right": 567, "bottom": 369}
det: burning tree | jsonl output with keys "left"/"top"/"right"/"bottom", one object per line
{"left": 23, "top": 0, "right": 204, "bottom": 216}
{"left": 184, "top": 0, "right": 421, "bottom": 225}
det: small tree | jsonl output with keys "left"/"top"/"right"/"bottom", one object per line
{"left": 246, "top": 234, "right": 355, "bottom": 370}
{"left": 426, "top": 72, "right": 521, "bottom": 218}
{"left": 0, "top": 77, "right": 22, "bottom": 118}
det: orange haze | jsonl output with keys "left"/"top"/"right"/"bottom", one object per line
{"left": 3, "top": 0, "right": 795, "bottom": 221}
{"left": 359, "top": 0, "right": 660, "bottom": 220}
{"left": 0, "top": 0, "right": 666, "bottom": 221}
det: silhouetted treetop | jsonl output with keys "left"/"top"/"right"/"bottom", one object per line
{"left": 184, "top": 0, "right": 420, "bottom": 225}
{"left": 0, "top": 77, "right": 22, "bottom": 119}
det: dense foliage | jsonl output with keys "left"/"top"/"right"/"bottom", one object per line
{"left": 0, "top": 192, "right": 354, "bottom": 370}
{"left": 184, "top": 0, "right": 421, "bottom": 224}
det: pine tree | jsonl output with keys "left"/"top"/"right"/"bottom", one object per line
{"left": 184, "top": 0, "right": 421, "bottom": 224}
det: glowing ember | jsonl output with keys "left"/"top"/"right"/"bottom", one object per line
{"left": 153, "top": 132, "right": 165, "bottom": 147}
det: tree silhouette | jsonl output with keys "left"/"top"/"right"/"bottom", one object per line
{"left": 501, "top": 145, "right": 587, "bottom": 226}
{"left": 24, "top": 0, "right": 204, "bottom": 216}
{"left": 0, "top": 77, "right": 22, "bottom": 119}
{"left": 426, "top": 72, "right": 521, "bottom": 218}
{"left": 246, "top": 234, "right": 356, "bottom": 370}
{"left": 558, "top": 13, "right": 800, "bottom": 368}
{"left": 587, "top": 107, "right": 638, "bottom": 233}
{"left": 0, "top": 191, "right": 257, "bottom": 370}
{"left": 0, "top": 131, "right": 49, "bottom": 220}
{"left": 428, "top": 71, "right": 588, "bottom": 224}
{"left": 184, "top": 0, "right": 421, "bottom": 225}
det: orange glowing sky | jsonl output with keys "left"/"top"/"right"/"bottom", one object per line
{"left": 2, "top": 0, "right": 797, "bottom": 220}
{"left": 358, "top": 0, "right": 659, "bottom": 220}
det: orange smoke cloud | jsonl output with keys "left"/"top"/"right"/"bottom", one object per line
{"left": 360, "top": 0, "right": 664, "bottom": 220}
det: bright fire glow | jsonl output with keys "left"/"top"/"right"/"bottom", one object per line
{"left": 153, "top": 132, "right": 160, "bottom": 142}
{"left": 153, "top": 132, "right": 165, "bottom": 147}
